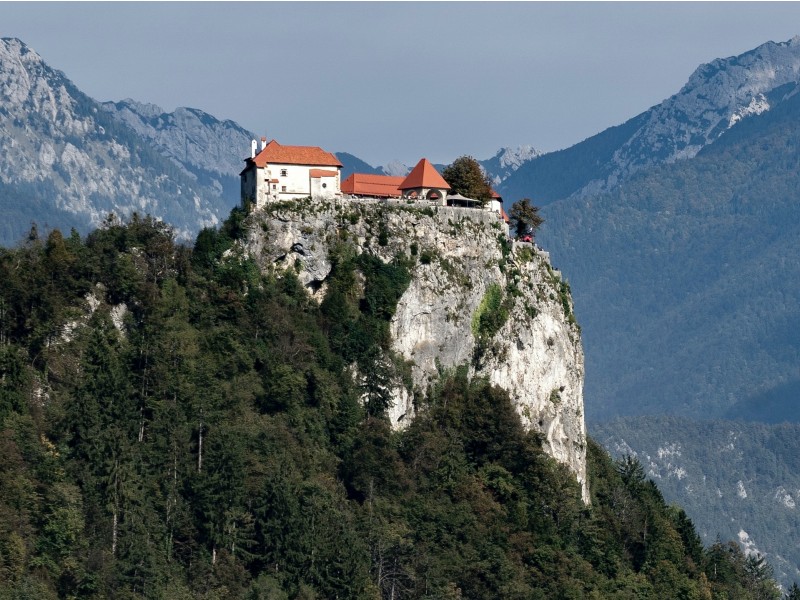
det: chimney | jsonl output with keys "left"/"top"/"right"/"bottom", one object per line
{"left": 250, "top": 139, "right": 257, "bottom": 159}
{"left": 261, "top": 136, "right": 267, "bottom": 151}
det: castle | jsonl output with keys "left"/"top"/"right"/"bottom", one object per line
{"left": 240, "top": 138, "right": 509, "bottom": 223}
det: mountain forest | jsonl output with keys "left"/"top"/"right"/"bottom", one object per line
{"left": 0, "top": 208, "right": 782, "bottom": 599}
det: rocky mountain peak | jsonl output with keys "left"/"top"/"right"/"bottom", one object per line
{"left": 482, "top": 145, "right": 544, "bottom": 186}
{"left": 496, "top": 145, "right": 543, "bottom": 170}
{"left": 0, "top": 38, "right": 232, "bottom": 244}
{"left": 381, "top": 159, "right": 411, "bottom": 177}
{"left": 100, "top": 99, "right": 255, "bottom": 177}
{"left": 604, "top": 36, "right": 800, "bottom": 188}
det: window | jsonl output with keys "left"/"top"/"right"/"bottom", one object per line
{"left": 322, "top": 183, "right": 327, "bottom": 189}
{"left": 272, "top": 184, "right": 276, "bottom": 190}
{"left": 280, "top": 169, "right": 288, "bottom": 177}
{"left": 281, "top": 186, "right": 286, "bottom": 192}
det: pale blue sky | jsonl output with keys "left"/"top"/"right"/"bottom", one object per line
{"left": 2, "top": 2, "right": 800, "bottom": 165}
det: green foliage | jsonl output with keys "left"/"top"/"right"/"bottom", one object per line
{"left": 320, "top": 246, "right": 412, "bottom": 417}
{"left": 595, "top": 416, "right": 800, "bottom": 589}
{"left": 509, "top": 197, "right": 545, "bottom": 238}
{"left": 786, "top": 582, "right": 800, "bottom": 600}
{"left": 471, "top": 283, "right": 507, "bottom": 339}
{"left": 471, "top": 283, "right": 514, "bottom": 366}
{"left": 441, "top": 155, "right": 493, "bottom": 205}
{"left": 0, "top": 207, "right": 775, "bottom": 599}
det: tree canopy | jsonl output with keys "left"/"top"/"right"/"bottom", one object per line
{"left": 441, "top": 155, "right": 493, "bottom": 205}
{"left": 509, "top": 197, "right": 545, "bottom": 238}
{"left": 0, "top": 208, "right": 781, "bottom": 599}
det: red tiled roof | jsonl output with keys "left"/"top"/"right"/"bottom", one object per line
{"left": 309, "top": 169, "right": 338, "bottom": 178}
{"left": 248, "top": 139, "right": 342, "bottom": 168}
{"left": 491, "top": 189, "right": 502, "bottom": 200}
{"left": 399, "top": 158, "right": 451, "bottom": 191}
{"left": 341, "top": 173, "right": 405, "bottom": 197}
{"left": 500, "top": 207, "right": 510, "bottom": 223}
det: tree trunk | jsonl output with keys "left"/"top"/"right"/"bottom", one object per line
{"left": 112, "top": 510, "right": 118, "bottom": 555}
{"left": 197, "top": 422, "right": 203, "bottom": 473}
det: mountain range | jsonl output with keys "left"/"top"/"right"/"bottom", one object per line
{"left": 0, "top": 38, "right": 246, "bottom": 244}
{"left": 528, "top": 37, "right": 800, "bottom": 423}
{"left": 496, "top": 35, "right": 800, "bottom": 204}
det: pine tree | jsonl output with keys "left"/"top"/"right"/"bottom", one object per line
{"left": 509, "top": 198, "right": 544, "bottom": 238}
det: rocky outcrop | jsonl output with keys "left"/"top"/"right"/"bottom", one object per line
{"left": 245, "top": 199, "right": 588, "bottom": 501}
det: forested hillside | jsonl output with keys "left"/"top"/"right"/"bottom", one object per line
{"left": 540, "top": 83, "right": 800, "bottom": 422}
{"left": 0, "top": 210, "right": 778, "bottom": 598}
{"left": 594, "top": 417, "right": 800, "bottom": 589}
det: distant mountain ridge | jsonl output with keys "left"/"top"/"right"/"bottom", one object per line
{"left": 0, "top": 37, "right": 249, "bottom": 244}
{"left": 498, "top": 36, "right": 800, "bottom": 203}
{"left": 100, "top": 98, "right": 255, "bottom": 180}
{"left": 337, "top": 146, "right": 544, "bottom": 191}
{"left": 541, "top": 82, "right": 800, "bottom": 422}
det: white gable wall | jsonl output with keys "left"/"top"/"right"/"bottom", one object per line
{"left": 310, "top": 173, "right": 339, "bottom": 199}
{"left": 267, "top": 163, "right": 340, "bottom": 200}
{"left": 242, "top": 162, "right": 342, "bottom": 208}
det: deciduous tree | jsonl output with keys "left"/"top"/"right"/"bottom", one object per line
{"left": 442, "top": 156, "right": 493, "bottom": 205}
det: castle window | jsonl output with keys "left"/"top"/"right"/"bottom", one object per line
{"left": 282, "top": 186, "right": 287, "bottom": 192}
{"left": 280, "top": 169, "right": 288, "bottom": 177}
{"left": 322, "top": 183, "right": 327, "bottom": 189}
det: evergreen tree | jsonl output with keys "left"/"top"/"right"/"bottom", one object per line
{"left": 509, "top": 197, "right": 544, "bottom": 238}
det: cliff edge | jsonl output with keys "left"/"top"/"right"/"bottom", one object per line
{"left": 244, "top": 199, "right": 588, "bottom": 501}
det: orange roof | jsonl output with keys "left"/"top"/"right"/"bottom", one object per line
{"left": 399, "top": 158, "right": 451, "bottom": 191}
{"left": 500, "top": 207, "right": 510, "bottom": 223}
{"left": 341, "top": 173, "right": 405, "bottom": 197}
{"left": 309, "top": 169, "right": 338, "bottom": 178}
{"left": 248, "top": 139, "right": 342, "bottom": 168}
{"left": 491, "top": 189, "right": 502, "bottom": 200}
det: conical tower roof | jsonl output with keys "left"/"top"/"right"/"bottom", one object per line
{"left": 399, "top": 158, "right": 451, "bottom": 190}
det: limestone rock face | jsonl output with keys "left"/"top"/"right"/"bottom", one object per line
{"left": 245, "top": 199, "right": 588, "bottom": 501}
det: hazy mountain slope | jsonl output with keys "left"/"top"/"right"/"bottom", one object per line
{"left": 594, "top": 416, "right": 800, "bottom": 588}
{"left": 335, "top": 152, "right": 382, "bottom": 179}
{"left": 540, "top": 84, "right": 800, "bottom": 422}
{"left": 0, "top": 38, "right": 234, "bottom": 246}
{"left": 498, "top": 114, "right": 649, "bottom": 204}
{"left": 100, "top": 98, "right": 254, "bottom": 202}
{"left": 478, "top": 145, "right": 543, "bottom": 187}
{"left": 500, "top": 36, "right": 800, "bottom": 204}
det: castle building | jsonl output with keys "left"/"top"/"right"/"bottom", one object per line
{"left": 240, "top": 138, "right": 342, "bottom": 208}
{"left": 340, "top": 173, "right": 405, "bottom": 198}
{"left": 398, "top": 158, "right": 451, "bottom": 203}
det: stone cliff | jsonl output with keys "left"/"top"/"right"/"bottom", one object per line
{"left": 244, "top": 199, "right": 588, "bottom": 501}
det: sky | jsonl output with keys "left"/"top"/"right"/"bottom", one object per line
{"left": 2, "top": 2, "right": 800, "bottom": 166}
